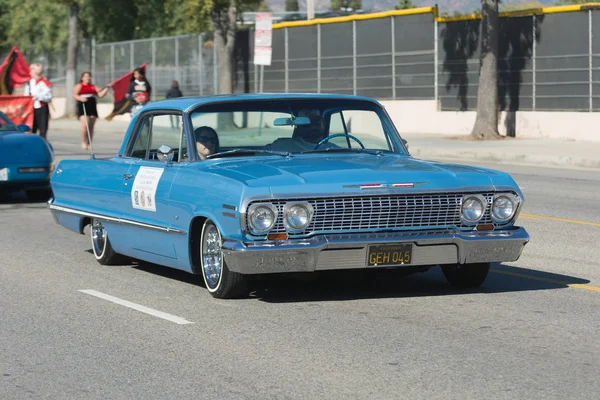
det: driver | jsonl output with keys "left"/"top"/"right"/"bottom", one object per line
{"left": 194, "top": 126, "right": 220, "bottom": 160}
{"left": 265, "top": 109, "right": 337, "bottom": 152}
{"left": 292, "top": 109, "right": 326, "bottom": 145}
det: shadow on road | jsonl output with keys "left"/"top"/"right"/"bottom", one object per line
{"left": 252, "top": 264, "right": 590, "bottom": 303}
{"left": 99, "top": 257, "right": 591, "bottom": 303}
{"left": 0, "top": 190, "right": 51, "bottom": 207}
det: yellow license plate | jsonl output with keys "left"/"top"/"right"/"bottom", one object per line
{"left": 367, "top": 244, "right": 412, "bottom": 267}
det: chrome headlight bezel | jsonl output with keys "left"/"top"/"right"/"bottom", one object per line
{"left": 282, "top": 201, "right": 314, "bottom": 233}
{"left": 247, "top": 203, "right": 278, "bottom": 235}
{"left": 460, "top": 194, "right": 487, "bottom": 225}
{"left": 491, "top": 193, "right": 520, "bottom": 223}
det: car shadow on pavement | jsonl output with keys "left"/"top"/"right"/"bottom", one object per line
{"left": 112, "top": 258, "right": 592, "bottom": 302}
{"left": 252, "top": 264, "right": 591, "bottom": 303}
{"left": 0, "top": 190, "right": 51, "bottom": 207}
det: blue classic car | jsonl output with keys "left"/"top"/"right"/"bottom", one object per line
{"left": 49, "top": 94, "right": 530, "bottom": 298}
{"left": 0, "top": 111, "right": 54, "bottom": 199}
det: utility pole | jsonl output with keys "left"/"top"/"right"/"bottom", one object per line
{"left": 307, "top": 0, "right": 315, "bottom": 20}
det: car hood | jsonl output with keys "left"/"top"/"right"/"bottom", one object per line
{"left": 0, "top": 132, "right": 53, "bottom": 165}
{"left": 205, "top": 154, "right": 508, "bottom": 195}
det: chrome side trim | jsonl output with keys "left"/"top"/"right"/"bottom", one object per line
{"left": 49, "top": 204, "right": 187, "bottom": 235}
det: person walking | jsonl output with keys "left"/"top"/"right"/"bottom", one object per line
{"left": 72, "top": 71, "right": 111, "bottom": 150}
{"left": 24, "top": 63, "right": 52, "bottom": 140}
{"left": 126, "top": 67, "right": 152, "bottom": 117}
{"left": 166, "top": 80, "right": 183, "bottom": 129}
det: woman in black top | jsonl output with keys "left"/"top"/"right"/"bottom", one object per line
{"left": 126, "top": 68, "right": 152, "bottom": 116}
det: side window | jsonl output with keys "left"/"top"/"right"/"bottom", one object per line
{"left": 149, "top": 114, "right": 184, "bottom": 161}
{"left": 328, "top": 112, "right": 345, "bottom": 135}
{"left": 130, "top": 117, "right": 151, "bottom": 159}
{"left": 128, "top": 113, "right": 185, "bottom": 161}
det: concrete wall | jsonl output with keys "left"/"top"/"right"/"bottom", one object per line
{"left": 48, "top": 97, "right": 600, "bottom": 142}
{"left": 380, "top": 100, "right": 600, "bottom": 142}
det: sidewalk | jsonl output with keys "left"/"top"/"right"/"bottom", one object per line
{"left": 402, "top": 133, "right": 600, "bottom": 171}
{"left": 48, "top": 119, "right": 600, "bottom": 170}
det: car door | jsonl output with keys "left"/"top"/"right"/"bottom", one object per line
{"left": 119, "top": 111, "right": 187, "bottom": 260}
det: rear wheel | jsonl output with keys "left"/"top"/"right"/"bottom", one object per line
{"left": 90, "top": 218, "right": 126, "bottom": 265}
{"left": 442, "top": 262, "right": 491, "bottom": 288}
{"left": 200, "top": 220, "right": 248, "bottom": 299}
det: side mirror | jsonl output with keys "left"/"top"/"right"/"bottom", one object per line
{"left": 157, "top": 145, "right": 174, "bottom": 163}
{"left": 401, "top": 138, "right": 409, "bottom": 151}
{"left": 17, "top": 124, "right": 31, "bottom": 133}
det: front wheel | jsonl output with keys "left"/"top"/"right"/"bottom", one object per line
{"left": 441, "top": 262, "right": 491, "bottom": 288}
{"left": 200, "top": 220, "right": 248, "bottom": 299}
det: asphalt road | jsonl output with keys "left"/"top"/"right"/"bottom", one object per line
{"left": 1, "top": 128, "right": 599, "bottom": 399}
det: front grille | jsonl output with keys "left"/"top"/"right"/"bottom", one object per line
{"left": 248, "top": 192, "right": 504, "bottom": 237}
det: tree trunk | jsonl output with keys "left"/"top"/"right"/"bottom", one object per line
{"left": 470, "top": 0, "right": 501, "bottom": 140}
{"left": 65, "top": 2, "right": 79, "bottom": 118}
{"left": 213, "top": 3, "right": 237, "bottom": 95}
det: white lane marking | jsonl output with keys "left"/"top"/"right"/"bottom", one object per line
{"left": 79, "top": 289, "right": 194, "bottom": 325}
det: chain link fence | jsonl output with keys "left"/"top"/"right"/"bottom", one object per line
{"left": 11, "top": 6, "right": 600, "bottom": 112}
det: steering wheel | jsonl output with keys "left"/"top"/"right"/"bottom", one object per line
{"left": 314, "top": 133, "right": 365, "bottom": 149}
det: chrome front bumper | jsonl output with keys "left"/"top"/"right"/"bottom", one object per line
{"left": 222, "top": 227, "right": 530, "bottom": 274}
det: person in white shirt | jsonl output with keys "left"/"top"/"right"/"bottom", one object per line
{"left": 23, "top": 63, "right": 52, "bottom": 139}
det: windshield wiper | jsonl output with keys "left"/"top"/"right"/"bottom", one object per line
{"left": 301, "top": 147, "right": 387, "bottom": 156}
{"left": 206, "top": 148, "right": 292, "bottom": 159}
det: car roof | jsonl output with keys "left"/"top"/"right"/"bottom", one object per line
{"left": 142, "top": 93, "right": 382, "bottom": 112}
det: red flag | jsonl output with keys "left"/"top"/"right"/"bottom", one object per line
{"left": 106, "top": 63, "right": 147, "bottom": 121}
{"left": 0, "top": 95, "right": 34, "bottom": 126}
{"left": 0, "top": 47, "right": 30, "bottom": 95}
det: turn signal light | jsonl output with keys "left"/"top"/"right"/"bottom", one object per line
{"left": 267, "top": 233, "right": 288, "bottom": 241}
{"left": 476, "top": 224, "right": 494, "bottom": 231}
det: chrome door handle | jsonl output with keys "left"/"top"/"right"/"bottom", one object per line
{"left": 123, "top": 174, "right": 134, "bottom": 180}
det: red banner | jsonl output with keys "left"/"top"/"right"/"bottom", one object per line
{"left": 0, "top": 95, "right": 34, "bottom": 127}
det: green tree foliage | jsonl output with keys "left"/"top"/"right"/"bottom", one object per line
{"left": 285, "top": 0, "right": 299, "bottom": 12}
{"left": 0, "top": 0, "right": 69, "bottom": 59}
{"left": 555, "top": 0, "right": 588, "bottom": 4}
{"left": 331, "top": 0, "right": 362, "bottom": 11}
{"left": 500, "top": 1, "right": 544, "bottom": 11}
{"left": 396, "top": 0, "right": 415, "bottom": 10}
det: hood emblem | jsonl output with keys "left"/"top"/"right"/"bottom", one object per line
{"left": 343, "top": 182, "right": 429, "bottom": 190}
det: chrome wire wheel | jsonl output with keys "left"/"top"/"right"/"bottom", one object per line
{"left": 201, "top": 222, "right": 223, "bottom": 291}
{"left": 91, "top": 218, "right": 107, "bottom": 259}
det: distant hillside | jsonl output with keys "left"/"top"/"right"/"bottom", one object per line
{"left": 264, "top": 0, "right": 557, "bottom": 14}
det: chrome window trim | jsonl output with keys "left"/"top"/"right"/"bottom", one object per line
{"left": 48, "top": 204, "right": 187, "bottom": 235}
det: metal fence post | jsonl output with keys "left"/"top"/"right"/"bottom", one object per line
{"left": 285, "top": 27, "right": 289, "bottom": 93}
{"left": 434, "top": 19, "right": 438, "bottom": 107}
{"left": 91, "top": 37, "right": 96, "bottom": 83}
{"left": 589, "top": 9, "right": 593, "bottom": 112}
{"left": 199, "top": 34, "right": 204, "bottom": 95}
{"left": 130, "top": 41, "right": 134, "bottom": 70}
{"left": 352, "top": 20, "right": 357, "bottom": 96}
{"left": 151, "top": 39, "right": 156, "bottom": 101}
{"left": 110, "top": 44, "right": 115, "bottom": 82}
{"left": 391, "top": 16, "right": 396, "bottom": 100}
{"left": 317, "top": 24, "right": 321, "bottom": 93}
{"left": 213, "top": 41, "right": 218, "bottom": 95}
{"left": 175, "top": 36, "right": 180, "bottom": 84}
{"left": 532, "top": 15, "right": 536, "bottom": 111}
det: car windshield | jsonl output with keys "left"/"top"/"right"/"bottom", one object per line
{"left": 189, "top": 99, "right": 404, "bottom": 160}
{"left": 0, "top": 113, "right": 16, "bottom": 132}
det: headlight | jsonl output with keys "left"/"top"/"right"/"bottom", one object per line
{"left": 461, "top": 195, "right": 487, "bottom": 224}
{"left": 283, "top": 202, "right": 314, "bottom": 232}
{"left": 491, "top": 194, "right": 519, "bottom": 223}
{"left": 247, "top": 203, "right": 278, "bottom": 234}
